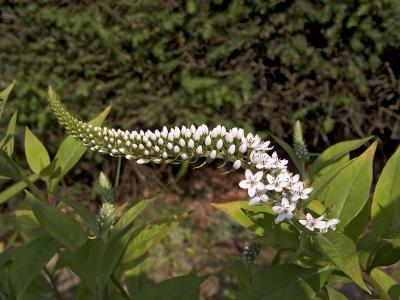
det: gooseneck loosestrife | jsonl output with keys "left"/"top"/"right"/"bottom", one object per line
{"left": 48, "top": 87, "right": 339, "bottom": 233}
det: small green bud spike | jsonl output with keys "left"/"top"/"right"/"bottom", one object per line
{"left": 293, "top": 120, "right": 305, "bottom": 147}
{"left": 293, "top": 120, "right": 309, "bottom": 161}
{"left": 99, "top": 172, "right": 112, "bottom": 189}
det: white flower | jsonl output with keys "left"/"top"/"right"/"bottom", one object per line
{"left": 272, "top": 198, "right": 296, "bottom": 222}
{"left": 249, "top": 193, "right": 269, "bottom": 205}
{"left": 239, "top": 143, "right": 247, "bottom": 153}
{"left": 188, "top": 139, "right": 194, "bottom": 148}
{"left": 196, "top": 145, "right": 203, "bottom": 155}
{"left": 205, "top": 136, "right": 212, "bottom": 146}
{"left": 265, "top": 172, "right": 290, "bottom": 192}
{"left": 233, "top": 160, "right": 241, "bottom": 169}
{"left": 242, "top": 133, "right": 261, "bottom": 149}
{"left": 255, "top": 141, "right": 273, "bottom": 151}
{"left": 320, "top": 218, "right": 340, "bottom": 232}
{"left": 216, "top": 139, "right": 223, "bottom": 149}
{"left": 239, "top": 169, "right": 265, "bottom": 197}
{"left": 228, "top": 144, "right": 235, "bottom": 155}
{"left": 299, "top": 213, "right": 326, "bottom": 231}
{"left": 210, "top": 150, "right": 217, "bottom": 159}
{"left": 291, "top": 183, "right": 313, "bottom": 201}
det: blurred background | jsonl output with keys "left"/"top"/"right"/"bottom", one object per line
{"left": 0, "top": 0, "right": 399, "bottom": 298}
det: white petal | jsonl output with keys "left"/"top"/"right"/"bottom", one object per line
{"left": 249, "top": 198, "right": 261, "bottom": 206}
{"left": 276, "top": 214, "right": 286, "bottom": 222}
{"left": 303, "top": 187, "right": 313, "bottom": 194}
{"left": 266, "top": 174, "right": 275, "bottom": 184}
{"left": 272, "top": 206, "right": 282, "bottom": 213}
{"left": 245, "top": 169, "right": 253, "bottom": 179}
{"left": 281, "top": 198, "right": 290, "bottom": 207}
{"left": 299, "top": 219, "right": 308, "bottom": 226}
{"left": 248, "top": 187, "right": 257, "bottom": 197}
{"left": 306, "top": 213, "right": 313, "bottom": 220}
{"left": 254, "top": 171, "right": 264, "bottom": 181}
{"left": 285, "top": 211, "right": 293, "bottom": 219}
{"left": 239, "top": 180, "right": 249, "bottom": 189}
{"left": 255, "top": 182, "right": 265, "bottom": 191}
{"left": 288, "top": 203, "right": 297, "bottom": 211}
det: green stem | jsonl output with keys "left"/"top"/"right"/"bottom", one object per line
{"left": 363, "top": 272, "right": 391, "bottom": 300}
{"left": 43, "top": 267, "right": 63, "bottom": 300}
{"left": 22, "top": 175, "right": 46, "bottom": 202}
{"left": 291, "top": 232, "right": 305, "bottom": 263}
{"left": 111, "top": 275, "right": 130, "bottom": 299}
{"left": 114, "top": 157, "right": 122, "bottom": 191}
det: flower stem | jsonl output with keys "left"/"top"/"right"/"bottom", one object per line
{"left": 363, "top": 271, "right": 391, "bottom": 300}
{"left": 114, "top": 157, "right": 122, "bottom": 192}
{"left": 111, "top": 274, "right": 130, "bottom": 299}
{"left": 43, "top": 267, "right": 63, "bottom": 300}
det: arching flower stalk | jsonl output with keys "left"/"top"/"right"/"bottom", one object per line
{"left": 48, "top": 87, "right": 339, "bottom": 233}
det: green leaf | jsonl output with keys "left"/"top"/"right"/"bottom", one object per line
{"left": 8, "top": 235, "right": 59, "bottom": 300}
{"left": 269, "top": 133, "right": 303, "bottom": 173}
{"left": 55, "top": 194, "right": 98, "bottom": 235}
{"left": 323, "top": 142, "right": 376, "bottom": 228}
{"left": 28, "top": 192, "right": 87, "bottom": 251}
{"left": 371, "top": 146, "right": 400, "bottom": 238}
{"left": 135, "top": 274, "right": 206, "bottom": 300}
{"left": 61, "top": 238, "right": 106, "bottom": 294}
{"left": 112, "top": 193, "right": 158, "bottom": 240}
{"left": 49, "top": 103, "right": 111, "bottom": 192}
{"left": 24, "top": 127, "right": 50, "bottom": 175}
{"left": 370, "top": 244, "right": 400, "bottom": 269}
{"left": 370, "top": 268, "right": 398, "bottom": 296}
{"left": 0, "top": 81, "right": 15, "bottom": 121}
{"left": 4, "top": 111, "right": 18, "bottom": 156}
{"left": 120, "top": 214, "right": 183, "bottom": 267}
{"left": 239, "top": 264, "right": 330, "bottom": 300}
{"left": 211, "top": 201, "right": 268, "bottom": 236}
{"left": 326, "top": 286, "right": 348, "bottom": 300}
{"left": 0, "top": 150, "right": 23, "bottom": 180}
{"left": 343, "top": 201, "right": 369, "bottom": 240}
{"left": 314, "top": 232, "right": 369, "bottom": 292}
{"left": 0, "top": 174, "right": 39, "bottom": 205}
{"left": 310, "top": 136, "right": 372, "bottom": 178}
{"left": 242, "top": 208, "right": 299, "bottom": 248}
{"left": 383, "top": 236, "right": 400, "bottom": 248}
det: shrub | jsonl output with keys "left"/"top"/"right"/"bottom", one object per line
{"left": 1, "top": 0, "right": 399, "bottom": 145}
{"left": 1, "top": 84, "right": 399, "bottom": 299}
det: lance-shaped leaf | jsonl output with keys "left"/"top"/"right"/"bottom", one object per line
{"left": 313, "top": 232, "right": 369, "bottom": 292}
{"left": 0, "top": 174, "right": 39, "bottom": 205}
{"left": 55, "top": 194, "right": 98, "bottom": 235}
{"left": 0, "top": 150, "right": 23, "bottom": 180}
{"left": 4, "top": 111, "right": 18, "bottom": 156}
{"left": 326, "top": 286, "right": 348, "bottom": 300}
{"left": 239, "top": 264, "right": 330, "bottom": 300}
{"left": 323, "top": 142, "right": 376, "bottom": 228}
{"left": 8, "top": 235, "right": 59, "bottom": 300}
{"left": 28, "top": 192, "right": 87, "bottom": 251}
{"left": 211, "top": 201, "right": 268, "bottom": 236}
{"left": 310, "top": 137, "right": 372, "bottom": 178}
{"left": 119, "top": 214, "right": 183, "bottom": 268}
{"left": 371, "top": 146, "right": 400, "bottom": 238}
{"left": 24, "top": 127, "right": 50, "bottom": 175}
{"left": 0, "top": 81, "right": 15, "bottom": 121}
{"left": 135, "top": 274, "right": 206, "bottom": 300}
{"left": 111, "top": 193, "right": 158, "bottom": 240}
{"left": 48, "top": 89, "right": 111, "bottom": 191}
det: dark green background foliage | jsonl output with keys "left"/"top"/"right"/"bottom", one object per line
{"left": 1, "top": 0, "right": 399, "bottom": 145}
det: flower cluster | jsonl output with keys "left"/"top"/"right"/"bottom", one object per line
{"left": 48, "top": 87, "right": 340, "bottom": 233}
{"left": 239, "top": 139, "right": 339, "bottom": 232}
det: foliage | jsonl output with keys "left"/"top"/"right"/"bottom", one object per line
{"left": 1, "top": 84, "right": 400, "bottom": 299}
{"left": 1, "top": 0, "right": 399, "bottom": 145}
